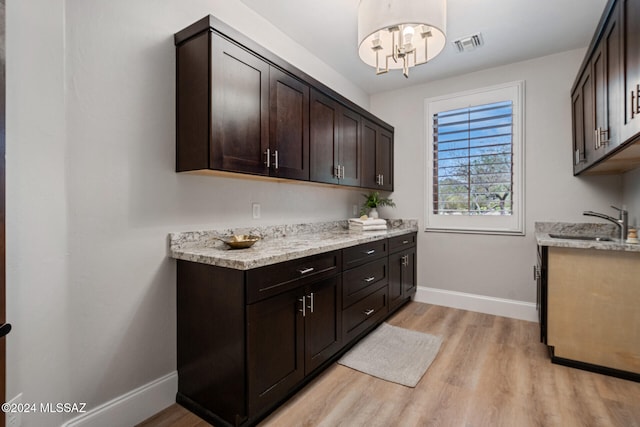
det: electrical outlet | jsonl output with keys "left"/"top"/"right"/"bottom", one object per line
{"left": 7, "top": 393, "right": 22, "bottom": 427}
{"left": 252, "top": 203, "right": 261, "bottom": 219}
{"left": 352, "top": 204, "right": 359, "bottom": 216}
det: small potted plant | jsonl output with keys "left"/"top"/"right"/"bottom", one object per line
{"left": 360, "top": 192, "right": 395, "bottom": 218}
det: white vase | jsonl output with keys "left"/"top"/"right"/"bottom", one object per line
{"left": 369, "top": 207, "right": 379, "bottom": 219}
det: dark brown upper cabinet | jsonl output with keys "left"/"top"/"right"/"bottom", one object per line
{"left": 571, "top": 0, "right": 640, "bottom": 175}
{"left": 361, "top": 118, "right": 394, "bottom": 191}
{"left": 269, "top": 68, "right": 310, "bottom": 180}
{"left": 309, "top": 90, "right": 361, "bottom": 186}
{"left": 175, "top": 16, "right": 394, "bottom": 188}
{"left": 622, "top": 0, "right": 640, "bottom": 140}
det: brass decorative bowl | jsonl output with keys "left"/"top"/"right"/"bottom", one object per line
{"left": 218, "top": 234, "right": 260, "bottom": 249}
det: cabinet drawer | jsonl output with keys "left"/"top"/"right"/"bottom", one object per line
{"left": 343, "top": 286, "right": 388, "bottom": 342}
{"left": 389, "top": 233, "right": 416, "bottom": 252}
{"left": 247, "top": 251, "right": 341, "bottom": 304}
{"left": 342, "top": 239, "right": 387, "bottom": 270}
{"left": 342, "top": 258, "right": 388, "bottom": 308}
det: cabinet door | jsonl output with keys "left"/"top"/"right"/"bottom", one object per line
{"left": 593, "top": 3, "right": 622, "bottom": 156}
{"left": 270, "top": 68, "right": 310, "bottom": 180}
{"left": 622, "top": 0, "right": 640, "bottom": 140}
{"left": 310, "top": 90, "right": 339, "bottom": 184}
{"left": 361, "top": 119, "right": 378, "bottom": 189}
{"left": 361, "top": 118, "right": 394, "bottom": 190}
{"left": 304, "top": 276, "right": 342, "bottom": 374}
{"left": 377, "top": 127, "right": 394, "bottom": 191}
{"left": 211, "top": 34, "right": 269, "bottom": 175}
{"left": 572, "top": 69, "right": 594, "bottom": 174}
{"left": 388, "top": 250, "right": 404, "bottom": 309}
{"left": 338, "top": 108, "right": 362, "bottom": 187}
{"left": 247, "top": 290, "right": 304, "bottom": 416}
{"left": 389, "top": 247, "right": 416, "bottom": 310}
{"left": 402, "top": 247, "right": 417, "bottom": 297}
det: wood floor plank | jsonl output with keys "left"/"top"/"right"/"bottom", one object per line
{"left": 139, "top": 302, "right": 640, "bottom": 427}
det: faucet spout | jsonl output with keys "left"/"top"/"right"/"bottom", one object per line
{"left": 583, "top": 206, "right": 628, "bottom": 242}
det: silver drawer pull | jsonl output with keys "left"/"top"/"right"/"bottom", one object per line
{"left": 363, "top": 249, "right": 375, "bottom": 255}
{"left": 298, "top": 267, "right": 315, "bottom": 275}
{"left": 364, "top": 276, "right": 375, "bottom": 282}
{"left": 402, "top": 240, "right": 409, "bottom": 244}
{"left": 364, "top": 309, "right": 375, "bottom": 316}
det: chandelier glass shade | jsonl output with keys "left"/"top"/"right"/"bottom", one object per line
{"left": 358, "top": 0, "right": 447, "bottom": 77}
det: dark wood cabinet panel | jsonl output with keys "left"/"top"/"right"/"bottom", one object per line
{"left": 247, "top": 288, "right": 304, "bottom": 416}
{"left": 622, "top": 0, "right": 640, "bottom": 139}
{"left": 309, "top": 90, "right": 339, "bottom": 184}
{"left": 388, "top": 233, "right": 417, "bottom": 311}
{"left": 304, "top": 276, "right": 343, "bottom": 374}
{"left": 572, "top": 69, "right": 594, "bottom": 173}
{"left": 269, "top": 68, "right": 310, "bottom": 180}
{"left": 309, "top": 90, "right": 362, "bottom": 186}
{"left": 343, "top": 285, "right": 388, "bottom": 342}
{"left": 361, "top": 118, "right": 394, "bottom": 191}
{"left": 338, "top": 107, "right": 362, "bottom": 187}
{"left": 593, "top": 2, "right": 622, "bottom": 155}
{"left": 342, "top": 258, "right": 388, "bottom": 308}
{"left": 211, "top": 33, "right": 270, "bottom": 175}
{"left": 176, "top": 261, "right": 247, "bottom": 425}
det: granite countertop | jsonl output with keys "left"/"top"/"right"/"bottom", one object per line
{"left": 169, "top": 219, "right": 419, "bottom": 270}
{"left": 535, "top": 222, "right": 640, "bottom": 253}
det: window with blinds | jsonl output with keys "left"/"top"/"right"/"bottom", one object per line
{"left": 432, "top": 101, "right": 513, "bottom": 216}
{"left": 425, "top": 81, "right": 524, "bottom": 235}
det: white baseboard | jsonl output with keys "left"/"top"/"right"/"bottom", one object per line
{"left": 414, "top": 286, "right": 538, "bottom": 322}
{"left": 62, "top": 371, "right": 177, "bottom": 427}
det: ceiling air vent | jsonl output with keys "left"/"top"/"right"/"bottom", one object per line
{"left": 452, "top": 33, "right": 483, "bottom": 52}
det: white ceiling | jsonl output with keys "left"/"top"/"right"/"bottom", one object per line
{"left": 238, "top": 0, "right": 609, "bottom": 95}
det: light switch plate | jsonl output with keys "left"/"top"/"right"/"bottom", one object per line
{"left": 252, "top": 203, "right": 261, "bottom": 219}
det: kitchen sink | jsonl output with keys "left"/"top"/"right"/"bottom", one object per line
{"left": 548, "top": 233, "right": 614, "bottom": 242}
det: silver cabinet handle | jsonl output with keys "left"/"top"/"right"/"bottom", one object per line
{"left": 600, "top": 128, "right": 609, "bottom": 146}
{"left": 272, "top": 149, "right": 279, "bottom": 170}
{"left": 533, "top": 265, "right": 541, "bottom": 280}
{"left": 637, "top": 84, "right": 640, "bottom": 115}
{"left": 364, "top": 276, "right": 375, "bottom": 283}
{"left": 335, "top": 165, "right": 341, "bottom": 179}
{"left": 376, "top": 174, "right": 381, "bottom": 185}
{"left": 363, "top": 249, "right": 375, "bottom": 255}
{"left": 632, "top": 90, "right": 636, "bottom": 119}
{"left": 595, "top": 128, "right": 600, "bottom": 150}
{"left": 298, "top": 267, "right": 314, "bottom": 275}
{"left": 341, "top": 165, "right": 345, "bottom": 179}
{"left": 299, "top": 296, "right": 306, "bottom": 317}
{"left": 307, "top": 292, "right": 314, "bottom": 313}
{"left": 380, "top": 174, "right": 384, "bottom": 186}
{"left": 402, "top": 240, "right": 409, "bottom": 244}
{"left": 264, "top": 148, "right": 270, "bottom": 167}
{"left": 364, "top": 309, "right": 374, "bottom": 316}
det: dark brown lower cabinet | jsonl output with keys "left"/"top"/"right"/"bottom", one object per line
{"left": 176, "top": 232, "right": 416, "bottom": 427}
{"left": 247, "top": 275, "right": 341, "bottom": 416}
{"left": 388, "top": 234, "right": 417, "bottom": 310}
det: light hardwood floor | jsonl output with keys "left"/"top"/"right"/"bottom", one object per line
{"left": 138, "top": 302, "right": 640, "bottom": 427}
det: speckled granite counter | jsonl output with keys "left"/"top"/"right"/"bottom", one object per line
{"left": 169, "top": 219, "right": 418, "bottom": 270}
{"left": 535, "top": 222, "right": 640, "bottom": 252}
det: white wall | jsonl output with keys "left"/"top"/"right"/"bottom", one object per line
{"left": 6, "top": 0, "right": 369, "bottom": 425}
{"left": 371, "top": 49, "right": 622, "bottom": 303}
{"left": 622, "top": 167, "right": 640, "bottom": 227}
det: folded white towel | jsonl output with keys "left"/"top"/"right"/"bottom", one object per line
{"left": 349, "top": 224, "right": 388, "bottom": 231}
{"left": 348, "top": 218, "right": 387, "bottom": 226}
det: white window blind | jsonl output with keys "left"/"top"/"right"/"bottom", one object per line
{"left": 425, "top": 81, "right": 524, "bottom": 235}
{"left": 432, "top": 100, "right": 513, "bottom": 215}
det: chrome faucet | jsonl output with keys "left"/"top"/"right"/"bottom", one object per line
{"left": 583, "top": 205, "right": 628, "bottom": 242}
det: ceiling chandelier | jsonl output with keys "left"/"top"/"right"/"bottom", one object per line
{"left": 357, "top": 0, "right": 447, "bottom": 78}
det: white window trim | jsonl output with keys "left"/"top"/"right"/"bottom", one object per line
{"left": 424, "top": 81, "right": 525, "bottom": 235}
